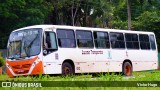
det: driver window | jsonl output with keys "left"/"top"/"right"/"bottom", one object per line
{"left": 45, "top": 32, "right": 57, "bottom": 49}
{"left": 45, "top": 32, "right": 51, "bottom": 48}
{"left": 43, "top": 32, "right": 57, "bottom": 55}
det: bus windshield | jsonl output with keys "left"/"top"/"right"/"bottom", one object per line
{"left": 7, "top": 28, "right": 42, "bottom": 59}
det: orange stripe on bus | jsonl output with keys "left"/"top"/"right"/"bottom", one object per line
{"left": 31, "top": 61, "right": 44, "bottom": 75}
{"left": 6, "top": 68, "right": 13, "bottom": 77}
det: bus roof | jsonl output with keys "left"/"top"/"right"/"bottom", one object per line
{"left": 14, "top": 25, "right": 154, "bottom": 34}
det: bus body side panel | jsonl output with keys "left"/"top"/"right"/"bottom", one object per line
{"left": 94, "top": 49, "right": 110, "bottom": 72}
{"left": 107, "top": 49, "right": 126, "bottom": 72}
{"left": 43, "top": 48, "right": 80, "bottom": 74}
{"left": 75, "top": 48, "right": 96, "bottom": 73}
{"left": 131, "top": 50, "right": 158, "bottom": 71}
{"left": 42, "top": 51, "right": 62, "bottom": 74}
{"left": 126, "top": 50, "right": 141, "bottom": 71}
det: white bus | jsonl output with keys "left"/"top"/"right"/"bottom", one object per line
{"left": 6, "top": 25, "right": 158, "bottom": 77}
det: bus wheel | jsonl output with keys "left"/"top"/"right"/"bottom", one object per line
{"left": 122, "top": 62, "right": 132, "bottom": 76}
{"left": 62, "top": 62, "right": 74, "bottom": 76}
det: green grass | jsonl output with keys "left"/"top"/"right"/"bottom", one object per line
{"left": 1, "top": 71, "right": 160, "bottom": 81}
{"left": 1, "top": 87, "right": 160, "bottom": 90}
{"left": 1, "top": 71, "right": 160, "bottom": 90}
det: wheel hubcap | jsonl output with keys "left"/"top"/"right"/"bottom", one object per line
{"left": 126, "top": 65, "right": 131, "bottom": 76}
{"left": 64, "top": 67, "right": 70, "bottom": 75}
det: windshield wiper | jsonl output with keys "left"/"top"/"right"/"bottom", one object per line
{"left": 24, "top": 34, "right": 39, "bottom": 57}
{"left": 11, "top": 57, "right": 26, "bottom": 60}
{"left": 15, "top": 57, "right": 26, "bottom": 60}
{"left": 10, "top": 57, "right": 15, "bottom": 60}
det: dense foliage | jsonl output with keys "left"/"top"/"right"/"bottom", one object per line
{"left": 0, "top": 52, "right": 5, "bottom": 67}
{"left": 0, "top": 0, "right": 160, "bottom": 50}
{"left": 0, "top": 0, "right": 52, "bottom": 48}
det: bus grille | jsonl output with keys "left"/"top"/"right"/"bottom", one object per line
{"left": 12, "top": 64, "right": 31, "bottom": 74}
{"left": 12, "top": 64, "right": 31, "bottom": 69}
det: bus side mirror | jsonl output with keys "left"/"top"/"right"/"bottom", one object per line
{"left": 43, "top": 49, "right": 48, "bottom": 55}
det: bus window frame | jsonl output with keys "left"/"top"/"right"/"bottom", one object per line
{"left": 56, "top": 28, "right": 76, "bottom": 48}
{"left": 139, "top": 34, "right": 151, "bottom": 50}
{"left": 125, "top": 33, "right": 140, "bottom": 50}
{"left": 149, "top": 34, "right": 156, "bottom": 50}
{"left": 109, "top": 32, "right": 126, "bottom": 49}
{"left": 93, "top": 31, "right": 110, "bottom": 49}
{"left": 43, "top": 31, "right": 58, "bottom": 55}
{"left": 76, "top": 30, "right": 94, "bottom": 49}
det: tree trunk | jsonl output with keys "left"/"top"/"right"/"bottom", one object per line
{"left": 127, "top": 0, "right": 131, "bottom": 30}
{"left": 71, "top": 6, "right": 75, "bottom": 26}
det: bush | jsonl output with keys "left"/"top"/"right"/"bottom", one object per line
{"left": 0, "top": 52, "right": 5, "bottom": 67}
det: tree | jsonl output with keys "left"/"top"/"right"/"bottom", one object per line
{"left": 133, "top": 11, "right": 160, "bottom": 51}
{"left": 0, "top": 0, "right": 160, "bottom": 50}
{"left": 0, "top": 0, "right": 52, "bottom": 49}
{"left": 0, "top": 52, "right": 5, "bottom": 74}
{"left": 47, "top": 0, "right": 114, "bottom": 27}
{"left": 70, "top": 0, "right": 80, "bottom": 26}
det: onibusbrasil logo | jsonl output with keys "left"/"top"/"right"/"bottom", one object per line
{"left": 1, "top": 82, "right": 42, "bottom": 87}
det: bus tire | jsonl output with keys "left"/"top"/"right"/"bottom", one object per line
{"left": 62, "top": 62, "right": 74, "bottom": 76}
{"left": 122, "top": 62, "right": 132, "bottom": 76}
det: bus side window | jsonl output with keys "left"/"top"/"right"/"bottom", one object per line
{"left": 76, "top": 30, "right": 94, "bottom": 48}
{"left": 149, "top": 35, "right": 156, "bottom": 50}
{"left": 110, "top": 32, "right": 125, "bottom": 49}
{"left": 125, "top": 33, "right": 139, "bottom": 49}
{"left": 139, "top": 34, "right": 150, "bottom": 50}
{"left": 93, "top": 31, "right": 110, "bottom": 48}
{"left": 57, "top": 29, "right": 76, "bottom": 48}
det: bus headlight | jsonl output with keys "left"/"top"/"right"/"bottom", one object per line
{"left": 32, "top": 58, "right": 41, "bottom": 66}
{"left": 6, "top": 63, "right": 11, "bottom": 69}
